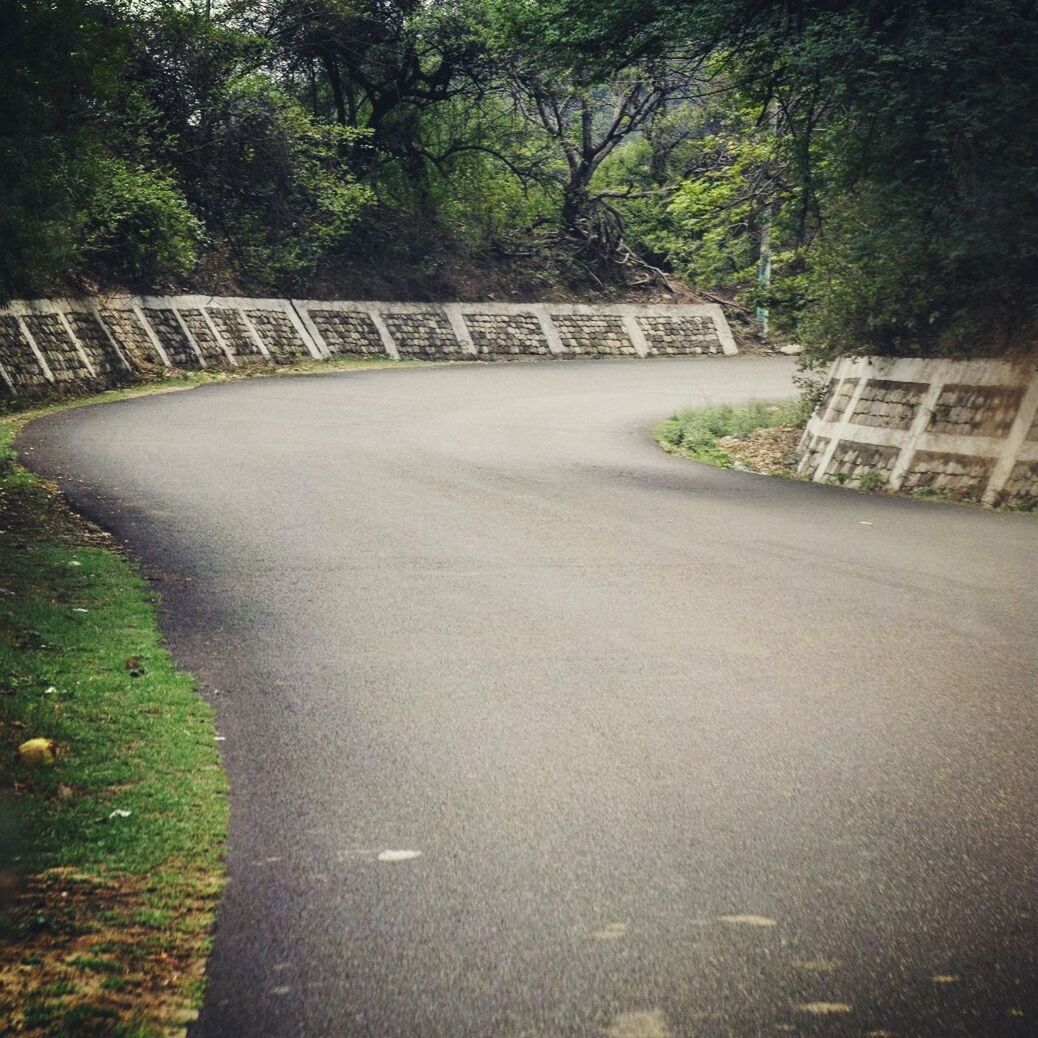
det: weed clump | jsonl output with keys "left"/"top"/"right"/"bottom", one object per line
{"left": 655, "top": 399, "right": 809, "bottom": 469}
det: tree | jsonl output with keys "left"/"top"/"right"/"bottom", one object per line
{"left": 507, "top": 68, "right": 696, "bottom": 252}
{"left": 0, "top": 0, "right": 126, "bottom": 300}
{"left": 508, "top": 0, "right": 1038, "bottom": 356}
{"left": 263, "top": 1, "right": 489, "bottom": 156}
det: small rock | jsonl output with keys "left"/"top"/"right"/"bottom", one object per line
{"left": 778, "top": 344, "right": 803, "bottom": 356}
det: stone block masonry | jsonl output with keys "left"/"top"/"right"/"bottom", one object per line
{"left": 64, "top": 311, "right": 129, "bottom": 381}
{"left": 381, "top": 310, "right": 465, "bottom": 359}
{"left": 463, "top": 312, "right": 550, "bottom": 357}
{"left": 798, "top": 355, "right": 1038, "bottom": 508}
{"left": 0, "top": 296, "right": 737, "bottom": 400}
{"left": 141, "top": 306, "right": 201, "bottom": 369}
{"left": 0, "top": 299, "right": 138, "bottom": 391}
{"left": 245, "top": 309, "right": 312, "bottom": 362}
{"left": 637, "top": 314, "right": 724, "bottom": 356}
{"left": 0, "top": 317, "right": 50, "bottom": 392}
{"left": 98, "top": 307, "right": 165, "bottom": 368}
{"left": 205, "top": 306, "right": 266, "bottom": 359}
{"left": 21, "top": 313, "right": 94, "bottom": 383}
{"left": 552, "top": 314, "right": 636, "bottom": 356}
{"left": 308, "top": 310, "right": 384, "bottom": 356}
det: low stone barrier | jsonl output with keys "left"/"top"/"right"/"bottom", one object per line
{"left": 798, "top": 355, "right": 1038, "bottom": 507}
{"left": 0, "top": 295, "right": 737, "bottom": 398}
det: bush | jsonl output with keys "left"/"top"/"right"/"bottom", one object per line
{"left": 199, "top": 77, "right": 374, "bottom": 290}
{"left": 655, "top": 399, "right": 809, "bottom": 467}
{"left": 83, "top": 160, "right": 203, "bottom": 284}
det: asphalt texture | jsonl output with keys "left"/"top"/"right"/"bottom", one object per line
{"left": 19, "top": 357, "right": 1038, "bottom": 1038}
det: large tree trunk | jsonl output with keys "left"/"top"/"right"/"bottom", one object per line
{"left": 561, "top": 159, "right": 596, "bottom": 238}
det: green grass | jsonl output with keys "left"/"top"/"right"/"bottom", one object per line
{"left": 0, "top": 425, "right": 226, "bottom": 877}
{"left": 654, "top": 399, "right": 810, "bottom": 467}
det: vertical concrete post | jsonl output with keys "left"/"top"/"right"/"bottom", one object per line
{"left": 0, "top": 356, "right": 15, "bottom": 394}
{"left": 704, "top": 304, "right": 739, "bottom": 357}
{"left": 982, "top": 375, "right": 1038, "bottom": 505}
{"left": 131, "top": 301, "right": 173, "bottom": 366}
{"left": 620, "top": 314, "right": 650, "bottom": 358}
{"left": 291, "top": 302, "right": 330, "bottom": 359}
{"left": 533, "top": 306, "right": 567, "bottom": 356}
{"left": 444, "top": 305, "right": 477, "bottom": 356}
{"left": 169, "top": 304, "right": 207, "bottom": 367}
{"left": 198, "top": 304, "right": 238, "bottom": 366}
{"left": 234, "top": 308, "right": 272, "bottom": 361}
{"left": 91, "top": 300, "right": 135, "bottom": 371}
{"left": 284, "top": 301, "right": 324, "bottom": 360}
{"left": 887, "top": 378, "right": 945, "bottom": 491}
{"left": 368, "top": 309, "right": 400, "bottom": 360}
{"left": 15, "top": 314, "right": 54, "bottom": 382}
{"left": 56, "top": 309, "right": 97, "bottom": 378}
{"left": 811, "top": 358, "right": 871, "bottom": 483}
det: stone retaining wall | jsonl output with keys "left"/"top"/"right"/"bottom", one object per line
{"left": 0, "top": 296, "right": 737, "bottom": 400}
{"left": 798, "top": 355, "right": 1038, "bottom": 507}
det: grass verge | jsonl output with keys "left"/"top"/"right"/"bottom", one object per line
{"left": 0, "top": 358, "right": 416, "bottom": 1035}
{"left": 0, "top": 419, "right": 227, "bottom": 1037}
{"left": 654, "top": 399, "right": 810, "bottom": 473}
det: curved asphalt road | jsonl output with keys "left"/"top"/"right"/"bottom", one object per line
{"left": 20, "top": 357, "right": 1038, "bottom": 1037}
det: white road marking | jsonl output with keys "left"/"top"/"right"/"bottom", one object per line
{"left": 378, "top": 849, "right": 422, "bottom": 862}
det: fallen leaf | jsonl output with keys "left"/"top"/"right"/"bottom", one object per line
{"left": 793, "top": 1002, "right": 852, "bottom": 1015}
{"left": 18, "top": 738, "right": 58, "bottom": 766}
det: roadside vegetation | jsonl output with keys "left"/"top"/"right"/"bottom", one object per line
{"left": 656, "top": 399, "right": 1037, "bottom": 511}
{"left": 655, "top": 399, "right": 809, "bottom": 473}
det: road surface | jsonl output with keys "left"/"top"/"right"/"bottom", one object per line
{"left": 21, "top": 357, "right": 1038, "bottom": 1037}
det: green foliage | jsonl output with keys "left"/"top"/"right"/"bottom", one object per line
{"left": 83, "top": 160, "right": 203, "bottom": 284}
{"left": 609, "top": 97, "right": 789, "bottom": 294}
{"left": 0, "top": 405, "right": 228, "bottom": 1035}
{"left": 655, "top": 398, "right": 809, "bottom": 467}
{"left": 789, "top": 1, "right": 1038, "bottom": 358}
{"left": 509, "top": 0, "right": 1038, "bottom": 357}
{"left": 857, "top": 470, "right": 887, "bottom": 493}
{"left": 0, "top": 0, "right": 127, "bottom": 301}
{"left": 0, "top": 417, "right": 227, "bottom": 875}
{"left": 200, "top": 77, "right": 374, "bottom": 288}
